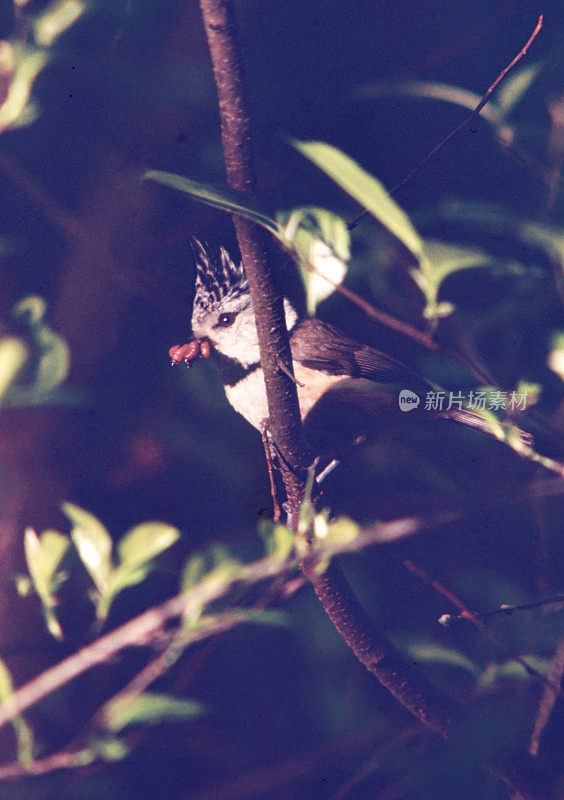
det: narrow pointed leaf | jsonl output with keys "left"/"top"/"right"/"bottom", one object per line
{"left": 143, "top": 171, "right": 279, "bottom": 234}
{"left": 102, "top": 692, "right": 205, "bottom": 733}
{"left": 107, "top": 564, "right": 151, "bottom": 599}
{"left": 36, "top": 530, "right": 70, "bottom": 585}
{"left": 22, "top": 530, "right": 66, "bottom": 639}
{"left": 494, "top": 63, "right": 543, "bottom": 115}
{"left": 64, "top": 503, "right": 113, "bottom": 593}
{"left": 34, "top": 325, "right": 71, "bottom": 393}
{"left": 117, "top": 522, "right": 180, "bottom": 571}
{"left": 24, "top": 528, "right": 51, "bottom": 600}
{"left": 291, "top": 140, "right": 425, "bottom": 263}
{"left": 406, "top": 642, "right": 478, "bottom": 675}
{"left": 0, "top": 657, "right": 34, "bottom": 763}
{"left": 0, "top": 337, "right": 28, "bottom": 401}
{"left": 259, "top": 520, "right": 293, "bottom": 561}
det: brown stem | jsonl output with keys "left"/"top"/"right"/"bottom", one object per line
{"left": 199, "top": 0, "right": 311, "bottom": 512}
{"left": 303, "top": 558, "right": 462, "bottom": 738}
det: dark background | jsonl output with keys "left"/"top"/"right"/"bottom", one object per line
{"left": 0, "top": 1, "right": 562, "bottom": 798}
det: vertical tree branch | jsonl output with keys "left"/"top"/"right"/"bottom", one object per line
{"left": 196, "top": 4, "right": 549, "bottom": 797}
{"left": 199, "top": 0, "right": 310, "bottom": 511}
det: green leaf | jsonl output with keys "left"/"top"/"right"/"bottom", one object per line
{"left": 295, "top": 465, "right": 316, "bottom": 554}
{"left": 35, "top": 529, "right": 70, "bottom": 585}
{"left": 143, "top": 171, "right": 279, "bottom": 234}
{"left": 24, "top": 528, "right": 63, "bottom": 601}
{"left": 181, "top": 546, "right": 241, "bottom": 594}
{"left": 117, "top": 522, "right": 180, "bottom": 572}
{"left": 181, "top": 547, "right": 243, "bottom": 629}
{"left": 90, "top": 736, "right": 130, "bottom": 762}
{"left": 496, "top": 656, "right": 551, "bottom": 680}
{"left": 102, "top": 692, "right": 205, "bottom": 734}
{"left": 0, "top": 337, "right": 28, "bottom": 401}
{"left": 259, "top": 521, "right": 294, "bottom": 561}
{"left": 14, "top": 574, "right": 32, "bottom": 596}
{"left": 181, "top": 553, "right": 207, "bottom": 592}
{"left": 7, "top": 296, "right": 70, "bottom": 399}
{"left": 291, "top": 140, "right": 425, "bottom": 263}
{"left": 314, "top": 515, "right": 359, "bottom": 550}
{"left": 24, "top": 527, "right": 70, "bottom": 639}
{"left": 207, "top": 546, "right": 242, "bottom": 583}
{"left": 229, "top": 608, "right": 289, "bottom": 627}
{"left": 278, "top": 207, "right": 350, "bottom": 313}
{"left": 406, "top": 641, "right": 478, "bottom": 676}
{"left": 105, "top": 564, "right": 151, "bottom": 604}
{"left": 0, "top": 657, "right": 34, "bottom": 763}
{"left": 34, "top": 325, "right": 70, "bottom": 394}
{"left": 354, "top": 80, "right": 501, "bottom": 123}
{"left": 33, "top": 0, "right": 86, "bottom": 48}
{"left": 423, "top": 239, "right": 495, "bottom": 291}
{"left": 478, "top": 656, "right": 551, "bottom": 688}
{"left": 0, "top": 44, "right": 49, "bottom": 131}
{"left": 64, "top": 503, "right": 113, "bottom": 594}
{"left": 11, "top": 296, "right": 46, "bottom": 326}
{"left": 494, "top": 63, "right": 543, "bottom": 115}
{"left": 548, "top": 333, "right": 564, "bottom": 381}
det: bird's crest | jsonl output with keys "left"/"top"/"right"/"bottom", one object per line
{"left": 191, "top": 238, "right": 248, "bottom": 313}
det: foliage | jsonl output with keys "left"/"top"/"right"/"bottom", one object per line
{"left": 0, "top": 0, "right": 86, "bottom": 133}
{"left": 0, "top": 296, "right": 71, "bottom": 406}
{"left": 0, "top": 2, "right": 562, "bottom": 799}
{"left": 19, "top": 504, "right": 181, "bottom": 629}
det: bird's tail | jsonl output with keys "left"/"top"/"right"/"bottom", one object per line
{"left": 444, "top": 408, "right": 534, "bottom": 447}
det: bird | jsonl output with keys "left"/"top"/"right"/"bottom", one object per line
{"left": 169, "top": 240, "right": 518, "bottom": 461}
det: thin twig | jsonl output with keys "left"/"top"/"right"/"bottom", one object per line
{"left": 404, "top": 560, "right": 561, "bottom": 697}
{"left": 0, "top": 152, "right": 92, "bottom": 245}
{"left": 442, "top": 595, "right": 564, "bottom": 622}
{"left": 277, "top": 355, "right": 304, "bottom": 386}
{"left": 0, "top": 557, "right": 277, "bottom": 731}
{"left": 529, "top": 634, "right": 564, "bottom": 756}
{"left": 326, "top": 726, "right": 424, "bottom": 800}
{"left": 348, "top": 15, "right": 544, "bottom": 230}
{"left": 0, "top": 514, "right": 429, "bottom": 732}
{"left": 0, "top": 749, "right": 95, "bottom": 781}
{"left": 260, "top": 422, "right": 282, "bottom": 522}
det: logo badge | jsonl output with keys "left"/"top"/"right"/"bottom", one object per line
{"left": 399, "top": 389, "right": 420, "bottom": 412}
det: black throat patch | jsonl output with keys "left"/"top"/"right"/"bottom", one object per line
{"left": 215, "top": 350, "right": 260, "bottom": 387}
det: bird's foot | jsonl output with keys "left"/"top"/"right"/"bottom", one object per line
{"left": 260, "top": 419, "right": 282, "bottom": 522}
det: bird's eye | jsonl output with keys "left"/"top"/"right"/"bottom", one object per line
{"left": 216, "top": 312, "right": 237, "bottom": 328}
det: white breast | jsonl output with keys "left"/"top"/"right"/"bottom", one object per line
{"left": 225, "top": 364, "right": 346, "bottom": 431}
{"left": 225, "top": 369, "right": 270, "bottom": 430}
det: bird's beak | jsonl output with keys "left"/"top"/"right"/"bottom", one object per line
{"left": 169, "top": 338, "right": 211, "bottom": 367}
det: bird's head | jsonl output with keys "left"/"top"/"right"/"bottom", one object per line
{"left": 189, "top": 240, "right": 297, "bottom": 368}
{"left": 190, "top": 239, "right": 260, "bottom": 367}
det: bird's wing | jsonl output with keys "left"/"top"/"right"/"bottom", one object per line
{"left": 290, "top": 318, "right": 421, "bottom": 386}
